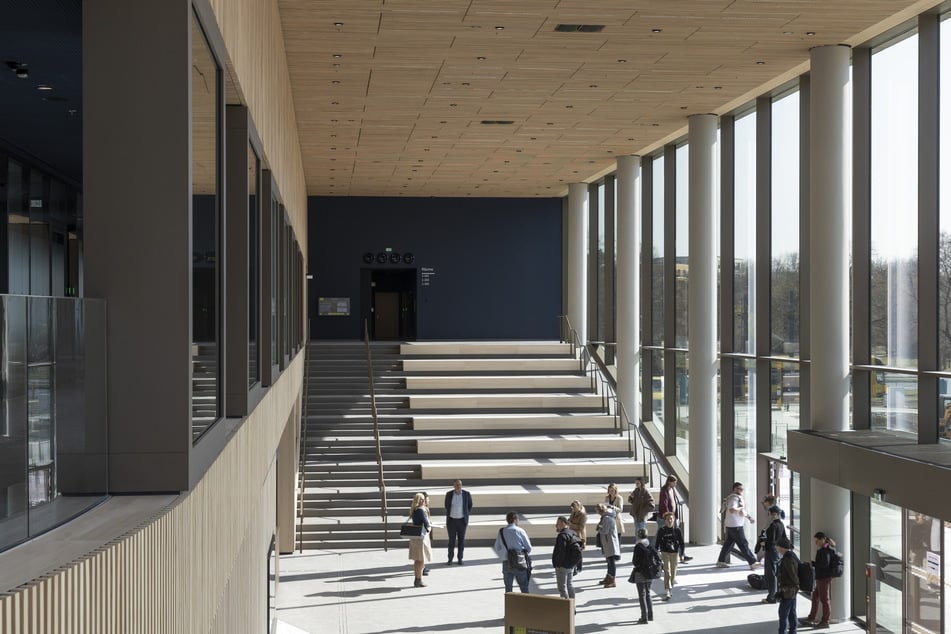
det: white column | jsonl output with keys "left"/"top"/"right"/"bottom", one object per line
{"left": 616, "top": 156, "right": 641, "bottom": 421}
{"left": 687, "top": 114, "right": 718, "bottom": 545}
{"left": 809, "top": 44, "right": 851, "bottom": 621}
{"left": 567, "top": 183, "right": 589, "bottom": 344}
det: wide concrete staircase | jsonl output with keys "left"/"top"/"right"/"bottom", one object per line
{"left": 298, "top": 340, "right": 650, "bottom": 550}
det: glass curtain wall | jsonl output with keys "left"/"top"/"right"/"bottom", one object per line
{"left": 649, "top": 156, "right": 665, "bottom": 438}
{"left": 597, "top": 181, "right": 606, "bottom": 340}
{"left": 870, "top": 33, "right": 919, "bottom": 435}
{"left": 3, "top": 156, "right": 82, "bottom": 298}
{"left": 770, "top": 91, "right": 802, "bottom": 457}
{"left": 674, "top": 144, "right": 689, "bottom": 465}
{"left": 939, "top": 16, "right": 951, "bottom": 438}
{"left": 191, "top": 12, "right": 222, "bottom": 441}
{"left": 733, "top": 111, "right": 758, "bottom": 507}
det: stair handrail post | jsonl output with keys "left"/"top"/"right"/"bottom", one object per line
{"left": 364, "top": 319, "right": 389, "bottom": 551}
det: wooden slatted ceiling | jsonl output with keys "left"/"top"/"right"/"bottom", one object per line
{"left": 279, "top": 0, "right": 939, "bottom": 197}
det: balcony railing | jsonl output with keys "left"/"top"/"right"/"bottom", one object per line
{"left": 0, "top": 295, "right": 107, "bottom": 552}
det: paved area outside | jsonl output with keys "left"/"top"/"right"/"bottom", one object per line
{"left": 275, "top": 543, "right": 866, "bottom": 633}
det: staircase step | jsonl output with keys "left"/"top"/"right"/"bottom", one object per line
{"left": 404, "top": 375, "right": 593, "bottom": 391}
{"left": 399, "top": 341, "right": 573, "bottom": 357}
{"left": 407, "top": 393, "right": 605, "bottom": 411}
{"left": 416, "top": 435, "right": 630, "bottom": 455}
{"left": 411, "top": 413, "right": 617, "bottom": 432}
{"left": 401, "top": 358, "right": 582, "bottom": 373}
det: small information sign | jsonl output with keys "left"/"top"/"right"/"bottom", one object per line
{"left": 318, "top": 297, "right": 350, "bottom": 316}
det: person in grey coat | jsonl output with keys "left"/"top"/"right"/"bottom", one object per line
{"left": 596, "top": 502, "right": 621, "bottom": 587}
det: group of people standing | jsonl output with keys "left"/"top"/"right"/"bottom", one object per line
{"left": 717, "top": 482, "right": 841, "bottom": 631}
{"left": 406, "top": 475, "right": 839, "bottom": 631}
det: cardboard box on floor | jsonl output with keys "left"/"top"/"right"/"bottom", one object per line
{"left": 504, "top": 592, "right": 573, "bottom": 634}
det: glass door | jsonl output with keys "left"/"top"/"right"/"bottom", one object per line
{"left": 870, "top": 498, "right": 903, "bottom": 632}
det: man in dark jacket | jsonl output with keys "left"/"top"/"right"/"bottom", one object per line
{"left": 444, "top": 479, "right": 473, "bottom": 565}
{"left": 552, "top": 516, "right": 580, "bottom": 601}
{"left": 776, "top": 537, "right": 800, "bottom": 634}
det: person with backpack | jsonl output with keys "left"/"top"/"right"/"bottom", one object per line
{"left": 775, "top": 537, "right": 800, "bottom": 634}
{"left": 802, "top": 532, "right": 839, "bottom": 629}
{"left": 631, "top": 528, "right": 661, "bottom": 623}
{"left": 655, "top": 511, "right": 684, "bottom": 600}
{"left": 716, "top": 482, "right": 761, "bottom": 570}
{"left": 761, "top": 505, "right": 788, "bottom": 604}
{"left": 552, "top": 516, "right": 582, "bottom": 602}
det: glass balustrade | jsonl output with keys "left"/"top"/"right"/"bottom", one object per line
{"left": 0, "top": 295, "right": 107, "bottom": 552}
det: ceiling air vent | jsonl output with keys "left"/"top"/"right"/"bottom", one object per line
{"left": 480, "top": 120, "right": 515, "bottom": 125}
{"left": 554, "top": 24, "right": 605, "bottom": 32}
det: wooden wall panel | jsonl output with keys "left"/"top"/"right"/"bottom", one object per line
{"left": 0, "top": 352, "right": 303, "bottom": 634}
{"left": 206, "top": 0, "right": 308, "bottom": 255}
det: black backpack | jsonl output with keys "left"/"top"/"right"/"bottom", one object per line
{"left": 635, "top": 543, "right": 663, "bottom": 579}
{"left": 829, "top": 548, "right": 845, "bottom": 578}
{"left": 562, "top": 531, "right": 583, "bottom": 569}
{"left": 797, "top": 557, "right": 816, "bottom": 593}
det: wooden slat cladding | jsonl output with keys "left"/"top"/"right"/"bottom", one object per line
{"left": 0, "top": 354, "right": 303, "bottom": 634}
{"left": 206, "top": 0, "right": 307, "bottom": 251}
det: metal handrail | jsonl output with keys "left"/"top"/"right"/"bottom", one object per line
{"left": 297, "top": 327, "right": 311, "bottom": 552}
{"left": 561, "top": 319, "right": 681, "bottom": 498}
{"left": 364, "top": 320, "right": 390, "bottom": 551}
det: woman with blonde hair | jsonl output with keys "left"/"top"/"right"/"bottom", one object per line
{"left": 568, "top": 500, "right": 588, "bottom": 573}
{"left": 604, "top": 483, "right": 625, "bottom": 536}
{"left": 595, "top": 502, "right": 621, "bottom": 587}
{"left": 407, "top": 492, "right": 432, "bottom": 587}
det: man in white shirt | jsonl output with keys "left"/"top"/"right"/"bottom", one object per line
{"left": 716, "top": 482, "right": 760, "bottom": 569}
{"left": 493, "top": 512, "right": 533, "bottom": 593}
{"left": 444, "top": 479, "right": 473, "bottom": 565}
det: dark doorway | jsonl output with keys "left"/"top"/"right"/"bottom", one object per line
{"left": 364, "top": 268, "right": 416, "bottom": 340}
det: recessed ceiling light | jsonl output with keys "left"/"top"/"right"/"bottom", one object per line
{"left": 333, "top": 22, "right": 343, "bottom": 27}
{"left": 783, "top": 31, "right": 793, "bottom": 36}
{"left": 331, "top": 80, "right": 340, "bottom": 84}
{"left": 617, "top": 59, "right": 627, "bottom": 63}
{"left": 806, "top": 31, "right": 816, "bottom": 36}
{"left": 449, "top": 103, "right": 457, "bottom": 107}
{"left": 756, "top": 61, "right": 765, "bottom": 65}
{"left": 476, "top": 56, "right": 486, "bottom": 61}
{"left": 589, "top": 84, "right": 598, "bottom": 88}
{"left": 651, "top": 28, "right": 662, "bottom": 33}
{"left": 714, "top": 86, "right": 722, "bottom": 90}
{"left": 680, "top": 106, "right": 688, "bottom": 110}
{"left": 36, "top": 84, "right": 52, "bottom": 91}
{"left": 332, "top": 54, "right": 342, "bottom": 58}
{"left": 331, "top": 101, "right": 339, "bottom": 105}
{"left": 495, "top": 26, "right": 504, "bottom": 31}
{"left": 462, "top": 82, "right": 470, "bottom": 86}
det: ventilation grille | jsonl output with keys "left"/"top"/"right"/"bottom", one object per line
{"left": 554, "top": 24, "right": 605, "bottom": 32}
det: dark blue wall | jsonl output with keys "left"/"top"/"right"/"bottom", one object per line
{"left": 309, "top": 197, "right": 563, "bottom": 340}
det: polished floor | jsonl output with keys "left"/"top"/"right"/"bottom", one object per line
{"left": 274, "top": 543, "right": 866, "bottom": 633}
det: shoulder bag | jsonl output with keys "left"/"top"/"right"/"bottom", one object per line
{"left": 499, "top": 528, "right": 531, "bottom": 571}
{"left": 400, "top": 513, "right": 424, "bottom": 538}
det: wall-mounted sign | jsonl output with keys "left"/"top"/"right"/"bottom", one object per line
{"left": 421, "top": 267, "right": 435, "bottom": 287}
{"left": 318, "top": 297, "right": 350, "bottom": 316}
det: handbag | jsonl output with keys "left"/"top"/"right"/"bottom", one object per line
{"left": 401, "top": 513, "right": 425, "bottom": 539}
{"left": 400, "top": 523, "right": 424, "bottom": 538}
